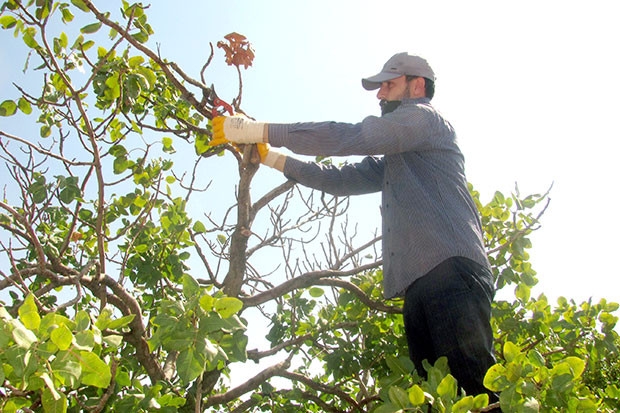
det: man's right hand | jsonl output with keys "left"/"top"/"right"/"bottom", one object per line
{"left": 210, "top": 115, "right": 267, "bottom": 147}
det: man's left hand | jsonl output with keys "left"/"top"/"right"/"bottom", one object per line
{"left": 256, "top": 143, "right": 286, "bottom": 171}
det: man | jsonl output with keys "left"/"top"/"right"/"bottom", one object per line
{"left": 211, "top": 52, "right": 499, "bottom": 403}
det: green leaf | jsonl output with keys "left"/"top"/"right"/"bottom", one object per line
{"left": 408, "top": 384, "right": 426, "bottom": 405}
{"left": 79, "top": 351, "right": 111, "bottom": 388}
{"left": 21, "top": 171, "right": 40, "bottom": 198}
{"left": 39, "top": 372, "right": 61, "bottom": 400}
{"left": 219, "top": 330, "right": 248, "bottom": 362}
{"left": 106, "top": 314, "right": 135, "bottom": 330}
{"left": 308, "top": 287, "right": 324, "bottom": 297}
{"left": 17, "top": 97, "right": 32, "bottom": 114}
{"left": 61, "top": 7, "right": 74, "bottom": 23}
{"left": 10, "top": 319, "right": 38, "bottom": 348}
{"left": 103, "top": 334, "right": 123, "bottom": 348}
{"left": 199, "top": 294, "right": 214, "bottom": 312}
{"left": 388, "top": 386, "right": 409, "bottom": 409}
{"left": 125, "top": 74, "right": 142, "bottom": 99}
{"left": 373, "top": 404, "right": 400, "bottom": 413}
{"left": 453, "top": 396, "right": 474, "bottom": 413}
{"left": 40, "top": 124, "right": 52, "bottom": 138}
{"left": 50, "top": 324, "right": 74, "bottom": 351}
{"left": 385, "top": 355, "right": 413, "bottom": 376}
{"left": 200, "top": 313, "right": 245, "bottom": 335}
{"left": 113, "top": 156, "right": 130, "bottom": 174}
{"left": 566, "top": 356, "right": 586, "bottom": 378}
{"left": 515, "top": 282, "right": 531, "bottom": 302}
{"left": 73, "top": 331, "right": 95, "bottom": 351}
{"left": 503, "top": 341, "right": 520, "bottom": 363}
{"left": 472, "top": 393, "right": 489, "bottom": 409}
{"left": 215, "top": 297, "right": 243, "bottom": 318}
{"left": 97, "top": 46, "right": 107, "bottom": 58}
{"left": 182, "top": 274, "right": 200, "bottom": 299}
{"left": 484, "top": 364, "right": 510, "bottom": 392}
{"left": 0, "top": 100, "right": 17, "bottom": 116}
{"left": 71, "top": 0, "right": 90, "bottom": 12}
{"left": 59, "top": 186, "right": 80, "bottom": 203}
{"left": 176, "top": 347, "right": 205, "bottom": 383}
{"left": 41, "top": 386, "right": 67, "bottom": 413}
{"left": 18, "top": 294, "right": 41, "bottom": 330}
{"left": 80, "top": 22, "right": 102, "bottom": 34}
{"left": 22, "top": 27, "right": 39, "bottom": 49}
{"left": 75, "top": 310, "right": 91, "bottom": 330}
{"left": 162, "top": 136, "right": 175, "bottom": 153}
{"left": 192, "top": 220, "right": 206, "bottom": 234}
{"left": 95, "top": 306, "right": 113, "bottom": 330}
{"left": 104, "top": 75, "right": 121, "bottom": 100}
{"left": 436, "top": 374, "right": 457, "bottom": 399}
{"left": 0, "top": 15, "right": 17, "bottom": 29}
{"left": 128, "top": 55, "right": 145, "bottom": 68}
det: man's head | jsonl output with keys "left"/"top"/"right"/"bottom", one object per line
{"left": 362, "top": 52, "right": 435, "bottom": 102}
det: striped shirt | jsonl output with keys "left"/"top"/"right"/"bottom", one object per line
{"left": 268, "top": 97, "right": 490, "bottom": 298}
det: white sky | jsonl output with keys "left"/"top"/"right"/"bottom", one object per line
{"left": 145, "top": 0, "right": 620, "bottom": 304}
{"left": 1, "top": 0, "right": 619, "bottom": 305}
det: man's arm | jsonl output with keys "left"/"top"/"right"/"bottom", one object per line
{"left": 267, "top": 101, "right": 447, "bottom": 157}
{"left": 211, "top": 99, "right": 450, "bottom": 158}
{"left": 281, "top": 155, "right": 384, "bottom": 197}
{"left": 255, "top": 144, "right": 383, "bottom": 196}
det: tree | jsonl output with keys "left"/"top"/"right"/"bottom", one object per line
{"left": 0, "top": 1, "right": 618, "bottom": 412}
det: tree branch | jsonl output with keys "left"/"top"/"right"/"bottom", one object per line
{"left": 316, "top": 277, "right": 401, "bottom": 314}
{"left": 204, "top": 355, "right": 292, "bottom": 407}
{"left": 241, "top": 261, "right": 382, "bottom": 307}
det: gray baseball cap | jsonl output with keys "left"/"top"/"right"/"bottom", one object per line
{"left": 361, "top": 52, "right": 435, "bottom": 90}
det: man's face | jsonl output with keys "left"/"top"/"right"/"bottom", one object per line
{"left": 376, "top": 75, "right": 410, "bottom": 101}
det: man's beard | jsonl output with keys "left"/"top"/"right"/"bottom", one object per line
{"left": 380, "top": 85, "right": 410, "bottom": 116}
{"left": 380, "top": 100, "right": 401, "bottom": 116}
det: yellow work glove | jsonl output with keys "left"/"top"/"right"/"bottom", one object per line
{"left": 210, "top": 115, "right": 267, "bottom": 147}
{"left": 257, "top": 143, "right": 286, "bottom": 171}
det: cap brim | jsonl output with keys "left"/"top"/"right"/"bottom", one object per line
{"left": 361, "top": 72, "right": 403, "bottom": 90}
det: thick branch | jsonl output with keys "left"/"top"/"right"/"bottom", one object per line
{"left": 204, "top": 356, "right": 292, "bottom": 407}
{"left": 86, "top": 274, "right": 164, "bottom": 383}
{"left": 241, "top": 261, "right": 382, "bottom": 307}
{"left": 223, "top": 147, "right": 259, "bottom": 296}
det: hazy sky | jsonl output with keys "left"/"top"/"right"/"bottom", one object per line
{"left": 145, "top": 0, "right": 620, "bottom": 304}
{"left": 1, "top": 0, "right": 619, "bottom": 304}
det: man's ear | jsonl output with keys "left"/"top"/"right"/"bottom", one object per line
{"left": 410, "top": 77, "right": 426, "bottom": 98}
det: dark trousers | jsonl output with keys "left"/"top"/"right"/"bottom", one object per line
{"left": 403, "top": 257, "right": 498, "bottom": 401}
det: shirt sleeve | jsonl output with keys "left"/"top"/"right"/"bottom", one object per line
{"left": 282, "top": 156, "right": 384, "bottom": 196}
{"left": 268, "top": 101, "right": 453, "bottom": 157}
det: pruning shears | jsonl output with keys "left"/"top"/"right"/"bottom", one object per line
{"left": 206, "top": 87, "right": 234, "bottom": 118}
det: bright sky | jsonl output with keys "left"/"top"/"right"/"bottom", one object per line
{"left": 1, "top": 0, "right": 619, "bottom": 305}
{"left": 144, "top": 0, "right": 620, "bottom": 304}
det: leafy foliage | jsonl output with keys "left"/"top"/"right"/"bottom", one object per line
{"left": 0, "top": 1, "right": 618, "bottom": 412}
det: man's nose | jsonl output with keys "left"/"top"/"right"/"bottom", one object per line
{"left": 377, "top": 84, "right": 388, "bottom": 100}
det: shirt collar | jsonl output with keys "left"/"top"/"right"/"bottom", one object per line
{"left": 401, "top": 97, "right": 431, "bottom": 105}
